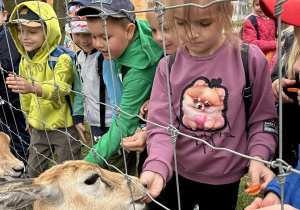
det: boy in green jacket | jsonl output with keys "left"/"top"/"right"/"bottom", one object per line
{"left": 6, "top": 1, "right": 81, "bottom": 178}
{"left": 77, "top": 0, "right": 163, "bottom": 171}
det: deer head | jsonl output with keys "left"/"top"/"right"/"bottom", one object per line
{"left": 0, "top": 132, "right": 25, "bottom": 181}
{"left": 0, "top": 160, "right": 146, "bottom": 210}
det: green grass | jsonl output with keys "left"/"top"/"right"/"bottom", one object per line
{"left": 236, "top": 174, "right": 264, "bottom": 210}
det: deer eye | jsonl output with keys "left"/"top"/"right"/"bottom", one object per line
{"left": 84, "top": 174, "right": 100, "bottom": 185}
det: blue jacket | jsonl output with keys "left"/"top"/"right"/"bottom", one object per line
{"left": 266, "top": 144, "right": 300, "bottom": 208}
{"left": 99, "top": 52, "right": 123, "bottom": 120}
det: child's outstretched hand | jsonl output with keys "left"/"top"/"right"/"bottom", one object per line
{"left": 245, "top": 192, "right": 280, "bottom": 209}
{"left": 140, "top": 171, "right": 164, "bottom": 203}
{"left": 245, "top": 196, "right": 295, "bottom": 210}
{"left": 272, "top": 78, "right": 296, "bottom": 104}
{"left": 75, "top": 123, "right": 90, "bottom": 143}
{"left": 248, "top": 156, "right": 276, "bottom": 192}
{"left": 139, "top": 100, "right": 149, "bottom": 119}
{"left": 122, "top": 130, "right": 147, "bottom": 153}
{"left": 25, "top": 117, "right": 32, "bottom": 136}
{"left": 6, "top": 74, "right": 42, "bottom": 95}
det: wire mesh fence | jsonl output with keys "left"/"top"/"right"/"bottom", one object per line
{"left": 0, "top": 0, "right": 299, "bottom": 210}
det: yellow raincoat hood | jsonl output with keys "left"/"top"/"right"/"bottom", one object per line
{"left": 7, "top": 1, "right": 75, "bottom": 130}
{"left": 9, "top": 1, "right": 61, "bottom": 61}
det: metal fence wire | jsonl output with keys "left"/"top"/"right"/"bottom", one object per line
{"left": 0, "top": 0, "right": 298, "bottom": 210}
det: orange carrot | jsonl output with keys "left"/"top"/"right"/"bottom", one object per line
{"left": 245, "top": 184, "right": 261, "bottom": 195}
{"left": 287, "top": 88, "right": 300, "bottom": 92}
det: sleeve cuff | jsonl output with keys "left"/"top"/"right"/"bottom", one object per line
{"left": 249, "top": 144, "right": 272, "bottom": 161}
{"left": 264, "top": 189, "right": 281, "bottom": 199}
{"left": 72, "top": 115, "right": 84, "bottom": 125}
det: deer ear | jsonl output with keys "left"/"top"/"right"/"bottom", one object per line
{"left": 0, "top": 179, "right": 43, "bottom": 209}
{"left": 0, "top": 179, "right": 60, "bottom": 209}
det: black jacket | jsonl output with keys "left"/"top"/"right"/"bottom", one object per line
{"left": 0, "top": 15, "right": 22, "bottom": 111}
{"left": 271, "top": 31, "right": 299, "bottom": 168}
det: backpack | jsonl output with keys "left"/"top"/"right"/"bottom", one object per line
{"left": 168, "top": 43, "right": 251, "bottom": 132}
{"left": 96, "top": 53, "right": 130, "bottom": 130}
{"left": 240, "top": 15, "right": 260, "bottom": 40}
{"left": 48, "top": 45, "right": 77, "bottom": 115}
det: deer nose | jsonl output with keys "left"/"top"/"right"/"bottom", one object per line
{"left": 142, "top": 182, "right": 147, "bottom": 189}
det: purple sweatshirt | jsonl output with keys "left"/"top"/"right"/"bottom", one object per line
{"left": 143, "top": 40, "right": 278, "bottom": 185}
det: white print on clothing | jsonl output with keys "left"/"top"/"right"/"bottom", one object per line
{"left": 263, "top": 121, "right": 278, "bottom": 136}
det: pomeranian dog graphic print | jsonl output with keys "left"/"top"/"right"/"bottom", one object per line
{"left": 181, "top": 77, "right": 227, "bottom": 131}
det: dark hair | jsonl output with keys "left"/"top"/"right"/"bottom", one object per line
{"left": 86, "top": 16, "right": 132, "bottom": 30}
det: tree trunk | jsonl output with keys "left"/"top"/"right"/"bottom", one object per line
{"left": 52, "top": 0, "right": 69, "bottom": 45}
{"left": 3, "top": 0, "right": 28, "bottom": 13}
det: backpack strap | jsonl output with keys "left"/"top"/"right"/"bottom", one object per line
{"left": 248, "top": 15, "right": 260, "bottom": 40}
{"left": 121, "top": 65, "right": 131, "bottom": 81}
{"left": 48, "top": 46, "right": 76, "bottom": 115}
{"left": 169, "top": 53, "right": 176, "bottom": 72}
{"left": 97, "top": 53, "right": 106, "bottom": 131}
{"left": 241, "top": 43, "right": 251, "bottom": 132}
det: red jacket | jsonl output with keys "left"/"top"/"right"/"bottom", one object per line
{"left": 243, "top": 15, "right": 277, "bottom": 55}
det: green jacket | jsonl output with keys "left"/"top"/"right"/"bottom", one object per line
{"left": 84, "top": 19, "right": 163, "bottom": 164}
{"left": 9, "top": 1, "right": 75, "bottom": 130}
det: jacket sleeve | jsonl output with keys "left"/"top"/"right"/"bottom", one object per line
{"left": 243, "top": 18, "right": 277, "bottom": 54}
{"left": 246, "top": 44, "right": 278, "bottom": 161}
{"left": 0, "top": 30, "right": 21, "bottom": 72}
{"left": 72, "top": 60, "right": 84, "bottom": 125}
{"left": 41, "top": 54, "right": 74, "bottom": 101}
{"left": 83, "top": 68, "right": 152, "bottom": 165}
{"left": 142, "top": 57, "right": 178, "bottom": 185}
{"left": 19, "top": 60, "right": 32, "bottom": 116}
{"left": 265, "top": 169, "right": 295, "bottom": 200}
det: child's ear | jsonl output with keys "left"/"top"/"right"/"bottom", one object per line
{"left": 126, "top": 23, "right": 135, "bottom": 40}
{"left": 2, "top": 11, "right": 8, "bottom": 21}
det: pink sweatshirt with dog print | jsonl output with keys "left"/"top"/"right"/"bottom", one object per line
{"left": 142, "top": 40, "right": 278, "bottom": 185}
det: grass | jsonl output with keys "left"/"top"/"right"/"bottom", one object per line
{"left": 236, "top": 175, "right": 264, "bottom": 210}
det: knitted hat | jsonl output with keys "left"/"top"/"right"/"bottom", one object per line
{"left": 259, "top": 0, "right": 300, "bottom": 27}
{"left": 65, "top": 4, "right": 89, "bottom": 34}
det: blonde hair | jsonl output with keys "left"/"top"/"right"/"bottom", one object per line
{"left": 286, "top": 38, "right": 300, "bottom": 80}
{"left": 169, "top": 0, "right": 237, "bottom": 48}
{"left": 144, "top": 0, "right": 169, "bottom": 9}
{"left": 252, "top": 0, "right": 258, "bottom": 7}
{"left": 144, "top": 0, "right": 174, "bottom": 29}
{"left": 276, "top": 26, "right": 300, "bottom": 80}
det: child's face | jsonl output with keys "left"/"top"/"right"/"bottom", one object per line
{"left": 253, "top": 0, "right": 266, "bottom": 18}
{"left": 73, "top": 33, "right": 94, "bottom": 55}
{"left": 0, "top": 10, "right": 8, "bottom": 26}
{"left": 174, "top": 4, "right": 224, "bottom": 57}
{"left": 146, "top": 11, "right": 180, "bottom": 54}
{"left": 87, "top": 18, "right": 134, "bottom": 60}
{"left": 17, "top": 25, "right": 45, "bottom": 52}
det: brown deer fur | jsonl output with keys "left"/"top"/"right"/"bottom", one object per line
{"left": 0, "top": 132, "right": 25, "bottom": 181}
{"left": 0, "top": 160, "right": 146, "bottom": 210}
